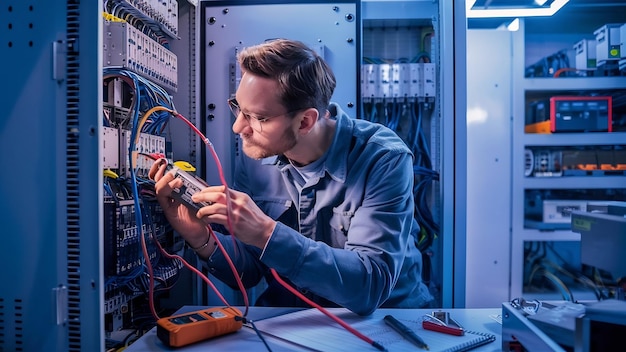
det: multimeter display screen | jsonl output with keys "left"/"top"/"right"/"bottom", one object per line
{"left": 208, "top": 311, "right": 227, "bottom": 319}
{"left": 169, "top": 313, "right": 207, "bottom": 325}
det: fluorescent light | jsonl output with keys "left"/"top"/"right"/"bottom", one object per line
{"left": 507, "top": 18, "right": 520, "bottom": 31}
{"left": 534, "top": 0, "right": 548, "bottom": 6}
{"left": 466, "top": 0, "right": 477, "bottom": 12}
{"left": 497, "top": 18, "right": 519, "bottom": 32}
{"left": 496, "top": 18, "right": 520, "bottom": 31}
{"left": 467, "top": 0, "right": 569, "bottom": 18}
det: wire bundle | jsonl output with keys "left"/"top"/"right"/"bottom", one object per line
{"left": 104, "top": 0, "right": 172, "bottom": 47}
{"left": 523, "top": 241, "right": 614, "bottom": 301}
{"left": 361, "top": 99, "right": 440, "bottom": 252}
{"left": 103, "top": 67, "right": 174, "bottom": 133}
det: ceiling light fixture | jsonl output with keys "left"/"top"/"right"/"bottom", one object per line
{"left": 466, "top": 0, "right": 569, "bottom": 18}
{"left": 497, "top": 18, "right": 520, "bottom": 31}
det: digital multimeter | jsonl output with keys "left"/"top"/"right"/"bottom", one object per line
{"left": 156, "top": 306, "right": 243, "bottom": 347}
{"left": 168, "top": 166, "right": 213, "bottom": 212}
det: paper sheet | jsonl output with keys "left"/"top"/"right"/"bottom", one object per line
{"left": 252, "top": 308, "right": 495, "bottom": 352}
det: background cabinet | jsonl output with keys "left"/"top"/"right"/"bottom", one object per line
{"left": 467, "top": 1, "right": 626, "bottom": 307}
{"left": 512, "top": 4, "right": 626, "bottom": 302}
{"left": 360, "top": 0, "right": 468, "bottom": 308}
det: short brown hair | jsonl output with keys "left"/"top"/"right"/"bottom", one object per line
{"left": 237, "top": 39, "right": 336, "bottom": 118}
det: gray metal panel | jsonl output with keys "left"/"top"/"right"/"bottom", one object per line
{"left": 73, "top": 4, "right": 105, "bottom": 351}
{"left": 0, "top": 1, "right": 103, "bottom": 351}
{"left": 440, "top": 0, "right": 468, "bottom": 308}
{"left": 201, "top": 2, "right": 357, "bottom": 186}
{"left": 362, "top": 0, "right": 436, "bottom": 20}
{"left": 571, "top": 210, "right": 626, "bottom": 280}
{"left": 510, "top": 19, "right": 528, "bottom": 303}
{"left": 465, "top": 29, "right": 513, "bottom": 308}
{"left": 502, "top": 302, "right": 567, "bottom": 352}
{"left": 170, "top": 2, "right": 201, "bottom": 169}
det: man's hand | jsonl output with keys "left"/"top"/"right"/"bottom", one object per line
{"left": 191, "top": 186, "right": 276, "bottom": 250}
{"left": 148, "top": 159, "right": 212, "bottom": 256}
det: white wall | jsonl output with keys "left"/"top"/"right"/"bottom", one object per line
{"left": 465, "top": 29, "right": 513, "bottom": 308}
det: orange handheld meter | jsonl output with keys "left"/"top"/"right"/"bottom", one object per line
{"left": 156, "top": 306, "right": 243, "bottom": 347}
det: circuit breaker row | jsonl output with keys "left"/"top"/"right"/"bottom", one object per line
{"left": 103, "top": 125, "right": 166, "bottom": 178}
{"left": 115, "top": 0, "right": 179, "bottom": 36}
{"left": 361, "top": 63, "right": 436, "bottom": 100}
{"left": 103, "top": 20, "right": 178, "bottom": 91}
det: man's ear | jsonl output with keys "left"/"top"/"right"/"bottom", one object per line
{"left": 298, "top": 108, "right": 319, "bottom": 135}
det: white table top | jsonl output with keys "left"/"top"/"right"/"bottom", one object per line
{"left": 124, "top": 306, "right": 503, "bottom": 351}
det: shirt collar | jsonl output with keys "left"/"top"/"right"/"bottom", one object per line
{"left": 264, "top": 102, "right": 349, "bottom": 183}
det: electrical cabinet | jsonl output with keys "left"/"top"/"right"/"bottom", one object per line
{"left": 361, "top": 0, "right": 441, "bottom": 307}
{"left": 361, "top": 0, "right": 467, "bottom": 308}
{"left": 0, "top": 2, "right": 103, "bottom": 351}
{"left": 100, "top": 1, "right": 206, "bottom": 349}
{"left": 198, "top": 0, "right": 359, "bottom": 308}
{"left": 511, "top": 5, "right": 626, "bottom": 302}
{"left": 199, "top": 0, "right": 467, "bottom": 309}
{"left": 0, "top": 1, "right": 467, "bottom": 350}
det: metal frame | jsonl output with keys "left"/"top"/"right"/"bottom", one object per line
{"left": 0, "top": 1, "right": 102, "bottom": 351}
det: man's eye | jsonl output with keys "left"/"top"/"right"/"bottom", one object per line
{"left": 246, "top": 113, "right": 268, "bottom": 122}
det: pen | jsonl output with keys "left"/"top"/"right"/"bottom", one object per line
{"left": 383, "top": 315, "right": 429, "bottom": 350}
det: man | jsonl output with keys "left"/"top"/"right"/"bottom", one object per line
{"left": 149, "top": 39, "right": 433, "bottom": 316}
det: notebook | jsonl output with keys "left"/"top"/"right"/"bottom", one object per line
{"left": 252, "top": 308, "right": 496, "bottom": 352}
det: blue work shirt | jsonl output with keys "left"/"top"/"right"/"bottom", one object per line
{"left": 206, "top": 103, "right": 433, "bottom": 315}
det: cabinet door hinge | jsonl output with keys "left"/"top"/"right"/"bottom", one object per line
{"left": 53, "top": 285, "right": 68, "bottom": 325}
{"left": 52, "top": 40, "right": 67, "bottom": 82}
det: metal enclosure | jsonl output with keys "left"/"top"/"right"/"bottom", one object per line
{"left": 0, "top": 1, "right": 470, "bottom": 349}
{"left": 200, "top": 1, "right": 358, "bottom": 186}
{"left": 198, "top": 0, "right": 467, "bottom": 308}
{"left": 360, "top": 0, "right": 467, "bottom": 308}
{"left": 441, "top": 0, "right": 469, "bottom": 308}
{"left": 0, "top": 1, "right": 103, "bottom": 351}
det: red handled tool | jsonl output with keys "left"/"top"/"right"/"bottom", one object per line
{"left": 422, "top": 311, "right": 465, "bottom": 336}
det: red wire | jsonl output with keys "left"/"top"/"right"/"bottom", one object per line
{"left": 140, "top": 224, "right": 158, "bottom": 319}
{"left": 206, "top": 225, "right": 251, "bottom": 316}
{"left": 269, "top": 269, "right": 382, "bottom": 350}
{"left": 553, "top": 67, "right": 596, "bottom": 77}
{"left": 135, "top": 108, "right": 249, "bottom": 321}
{"left": 171, "top": 111, "right": 249, "bottom": 313}
{"left": 152, "top": 233, "right": 231, "bottom": 307}
{"left": 172, "top": 112, "right": 237, "bottom": 244}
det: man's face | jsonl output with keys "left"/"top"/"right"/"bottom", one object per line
{"left": 231, "top": 73, "right": 299, "bottom": 160}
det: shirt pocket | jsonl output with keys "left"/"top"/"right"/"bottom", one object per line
{"left": 329, "top": 210, "right": 354, "bottom": 248}
{"left": 253, "top": 197, "right": 292, "bottom": 220}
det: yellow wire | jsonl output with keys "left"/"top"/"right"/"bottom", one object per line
{"left": 103, "top": 169, "right": 119, "bottom": 179}
{"left": 131, "top": 106, "right": 174, "bottom": 170}
{"left": 420, "top": 29, "right": 434, "bottom": 51}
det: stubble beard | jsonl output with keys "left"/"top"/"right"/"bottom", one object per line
{"left": 240, "top": 128, "right": 298, "bottom": 160}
